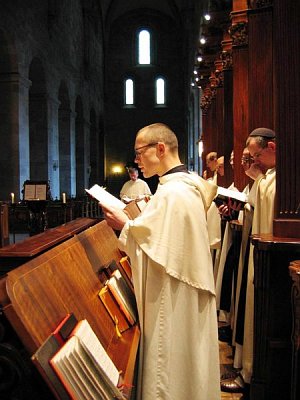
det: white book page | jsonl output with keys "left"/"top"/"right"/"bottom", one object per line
{"left": 73, "top": 320, "right": 120, "bottom": 386}
{"left": 52, "top": 344, "right": 84, "bottom": 400}
{"left": 24, "top": 185, "right": 36, "bottom": 200}
{"left": 217, "top": 186, "right": 248, "bottom": 203}
{"left": 35, "top": 184, "right": 47, "bottom": 200}
{"left": 85, "top": 184, "right": 125, "bottom": 210}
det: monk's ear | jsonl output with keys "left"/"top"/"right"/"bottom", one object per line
{"left": 156, "top": 142, "right": 165, "bottom": 157}
{"left": 267, "top": 141, "right": 276, "bottom": 152}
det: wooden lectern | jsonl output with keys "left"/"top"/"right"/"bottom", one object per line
{"left": 0, "top": 219, "right": 139, "bottom": 399}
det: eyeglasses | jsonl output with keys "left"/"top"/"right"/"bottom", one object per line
{"left": 251, "top": 148, "right": 265, "bottom": 160}
{"left": 134, "top": 142, "right": 158, "bottom": 157}
{"left": 241, "top": 157, "right": 251, "bottom": 163}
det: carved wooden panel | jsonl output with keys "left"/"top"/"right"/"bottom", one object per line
{"left": 232, "top": 46, "right": 249, "bottom": 191}
{"left": 251, "top": 235, "right": 300, "bottom": 400}
{"left": 248, "top": 7, "right": 273, "bottom": 131}
{"left": 273, "top": 0, "right": 300, "bottom": 238}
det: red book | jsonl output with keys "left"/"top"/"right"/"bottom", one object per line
{"left": 31, "top": 313, "right": 78, "bottom": 399}
{"left": 52, "top": 313, "right": 78, "bottom": 345}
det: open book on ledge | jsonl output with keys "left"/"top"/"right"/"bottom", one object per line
{"left": 85, "top": 184, "right": 126, "bottom": 210}
{"left": 49, "top": 318, "right": 126, "bottom": 400}
{"left": 213, "top": 186, "right": 248, "bottom": 208}
{"left": 86, "top": 184, "right": 149, "bottom": 219}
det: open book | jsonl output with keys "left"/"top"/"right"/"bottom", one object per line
{"left": 86, "top": 184, "right": 148, "bottom": 219}
{"left": 213, "top": 186, "right": 248, "bottom": 208}
{"left": 49, "top": 319, "right": 126, "bottom": 400}
{"left": 85, "top": 184, "right": 125, "bottom": 210}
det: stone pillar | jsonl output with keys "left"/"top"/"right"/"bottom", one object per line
{"left": 83, "top": 118, "right": 91, "bottom": 190}
{"left": 18, "top": 74, "right": 31, "bottom": 198}
{"left": 47, "top": 95, "right": 60, "bottom": 199}
{"left": 0, "top": 72, "right": 30, "bottom": 201}
{"left": 70, "top": 110, "right": 76, "bottom": 198}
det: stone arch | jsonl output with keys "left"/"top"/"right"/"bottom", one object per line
{"left": 58, "top": 81, "right": 71, "bottom": 195}
{"left": 28, "top": 57, "right": 48, "bottom": 181}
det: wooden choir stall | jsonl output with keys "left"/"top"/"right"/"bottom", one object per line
{"left": 289, "top": 260, "right": 300, "bottom": 400}
{"left": 251, "top": 235, "right": 300, "bottom": 400}
{"left": 0, "top": 218, "right": 140, "bottom": 399}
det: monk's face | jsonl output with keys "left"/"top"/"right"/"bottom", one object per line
{"left": 134, "top": 133, "right": 160, "bottom": 178}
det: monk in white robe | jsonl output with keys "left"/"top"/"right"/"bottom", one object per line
{"left": 102, "top": 123, "right": 221, "bottom": 400}
{"left": 241, "top": 166, "right": 275, "bottom": 384}
{"left": 221, "top": 128, "right": 276, "bottom": 395}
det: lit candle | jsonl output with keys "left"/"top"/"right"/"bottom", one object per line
{"left": 62, "top": 192, "right": 66, "bottom": 204}
{"left": 11, "top": 192, "right": 15, "bottom": 204}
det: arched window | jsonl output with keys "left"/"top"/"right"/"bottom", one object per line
{"left": 156, "top": 77, "right": 165, "bottom": 105}
{"left": 138, "top": 29, "right": 151, "bottom": 65}
{"left": 125, "top": 78, "right": 134, "bottom": 105}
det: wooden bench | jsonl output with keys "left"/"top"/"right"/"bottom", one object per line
{"left": 0, "top": 219, "right": 139, "bottom": 399}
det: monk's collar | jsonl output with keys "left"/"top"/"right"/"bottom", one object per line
{"left": 161, "top": 164, "right": 189, "bottom": 176}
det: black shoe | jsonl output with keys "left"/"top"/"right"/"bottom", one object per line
{"left": 221, "top": 374, "right": 245, "bottom": 393}
{"left": 218, "top": 325, "right": 232, "bottom": 342}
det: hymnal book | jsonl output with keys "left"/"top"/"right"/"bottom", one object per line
{"left": 50, "top": 319, "right": 126, "bottom": 400}
{"left": 121, "top": 195, "right": 150, "bottom": 205}
{"left": 98, "top": 259, "right": 118, "bottom": 284}
{"left": 119, "top": 256, "right": 132, "bottom": 281}
{"left": 99, "top": 259, "right": 133, "bottom": 292}
{"left": 213, "top": 186, "right": 248, "bottom": 207}
{"left": 24, "top": 183, "right": 47, "bottom": 200}
{"left": 98, "top": 285, "right": 130, "bottom": 333}
{"left": 85, "top": 184, "right": 126, "bottom": 210}
{"left": 85, "top": 184, "right": 147, "bottom": 220}
{"left": 52, "top": 313, "right": 78, "bottom": 345}
{"left": 106, "top": 270, "right": 138, "bottom": 326}
{"left": 31, "top": 313, "right": 78, "bottom": 400}
{"left": 123, "top": 199, "right": 147, "bottom": 219}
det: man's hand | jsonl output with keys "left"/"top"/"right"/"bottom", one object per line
{"left": 245, "top": 163, "right": 264, "bottom": 180}
{"left": 218, "top": 198, "right": 242, "bottom": 220}
{"left": 100, "top": 204, "right": 129, "bottom": 230}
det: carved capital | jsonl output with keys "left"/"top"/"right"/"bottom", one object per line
{"left": 210, "top": 70, "right": 224, "bottom": 89}
{"left": 229, "top": 22, "right": 248, "bottom": 47}
{"left": 200, "top": 87, "right": 216, "bottom": 115}
{"left": 212, "top": 59, "right": 224, "bottom": 87}
{"left": 221, "top": 50, "right": 233, "bottom": 70}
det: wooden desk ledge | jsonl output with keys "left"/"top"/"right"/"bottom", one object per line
{"left": 0, "top": 217, "right": 99, "bottom": 258}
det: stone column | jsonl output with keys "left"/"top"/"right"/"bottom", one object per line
{"left": 47, "top": 95, "right": 60, "bottom": 199}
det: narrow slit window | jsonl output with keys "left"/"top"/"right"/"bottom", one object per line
{"left": 138, "top": 30, "right": 151, "bottom": 65}
{"left": 125, "top": 79, "right": 134, "bottom": 105}
{"left": 156, "top": 78, "right": 165, "bottom": 105}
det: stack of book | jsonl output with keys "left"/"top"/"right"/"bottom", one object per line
{"left": 99, "top": 262, "right": 138, "bottom": 334}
